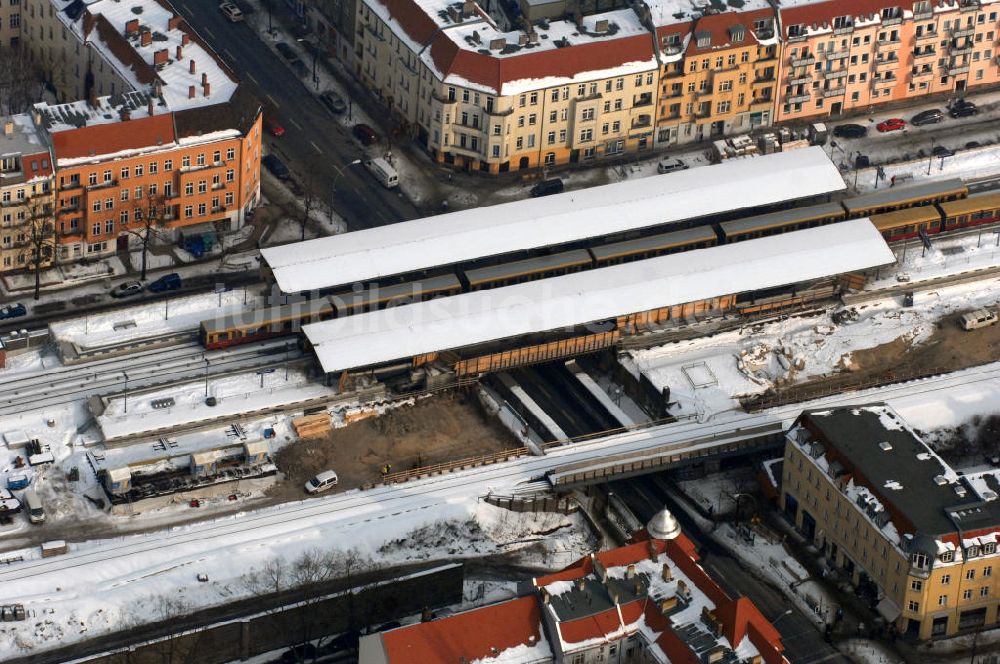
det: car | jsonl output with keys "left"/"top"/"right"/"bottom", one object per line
{"left": 910, "top": 108, "right": 943, "bottom": 126}
{"left": 304, "top": 470, "right": 339, "bottom": 494}
{"left": 352, "top": 123, "right": 378, "bottom": 145}
{"left": 656, "top": 157, "right": 688, "bottom": 174}
{"left": 854, "top": 154, "right": 870, "bottom": 169}
{"left": 262, "top": 154, "right": 290, "bottom": 179}
{"left": 274, "top": 42, "right": 297, "bottom": 61}
{"left": 279, "top": 644, "right": 317, "bottom": 664}
{"left": 148, "top": 273, "right": 182, "bottom": 293}
{"left": 0, "top": 303, "right": 27, "bottom": 320}
{"left": 932, "top": 145, "right": 955, "bottom": 158}
{"left": 950, "top": 103, "right": 978, "bottom": 118}
{"left": 110, "top": 281, "right": 144, "bottom": 298}
{"left": 876, "top": 118, "right": 906, "bottom": 132}
{"left": 319, "top": 91, "right": 347, "bottom": 114}
{"left": 218, "top": 1, "right": 243, "bottom": 22}
{"left": 832, "top": 123, "right": 867, "bottom": 139}
{"left": 960, "top": 308, "right": 998, "bottom": 331}
{"left": 530, "top": 178, "right": 564, "bottom": 197}
{"left": 966, "top": 141, "right": 982, "bottom": 149}
{"left": 264, "top": 117, "right": 285, "bottom": 137}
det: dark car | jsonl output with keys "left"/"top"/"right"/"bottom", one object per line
{"left": 932, "top": 145, "right": 955, "bottom": 158}
{"left": 0, "top": 303, "right": 27, "bottom": 320}
{"left": 911, "top": 108, "right": 943, "bottom": 126}
{"left": 966, "top": 141, "right": 982, "bottom": 149}
{"left": 325, "top": 630, "right": 361, "bottom": 653}
{"left": 110, "top": 281, "right": 144, "bottom": 298}
{"left": 279, "top": 644, "right": 317, "bottom": 664}
{"left": 262, "top": 154, "right": 290, "bottom": 179}
{"left": 854, "top": 154, "right": 871, "bottom": 169}
{"left": 530, "top": 178, "right": 564, "bottom": 197}
{"left": 274, "top": 42, "right": 297, "bottom": 61}
{"left": 352, "top": 123, "right": 378, "bottom": 145}
{"left": 833, "top": 123, "right": 867, "bottom": 139}
{"left": 950, "top": 102, "right": 978, "bottom": 118}
{"left": 320, "top": 91, "right": 347, "bottom": 114}
{"left": 148, "top": 273, "right": 182, "bottom": 293}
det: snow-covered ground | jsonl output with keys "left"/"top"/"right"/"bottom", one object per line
{"left": 855, "top": 143, "right": 1000, "bottom": 193}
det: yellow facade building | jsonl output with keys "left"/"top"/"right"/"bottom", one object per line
{"left": 782, "top": 405, "right": 1000, "bottom": 640}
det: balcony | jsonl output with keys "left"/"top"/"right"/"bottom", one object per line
{"left": 787, "top": 74, "right": 811, "bottom": 86}
{"left": 633, "top": 94, "right": 654, "bottom": 107}
{"left": 874, "top": 58, "right": 900, "bottom": 70}
{"left": 431, "top": 90, "right": 457, "bottom": 104}
{"left": 833, "top": 25, "right": 854, "bottom": 35}
{"left": 211, "top": 182, "right": 226, "bottom": 191}
{"left": 824, "top": 49, "right": 849, "bottom": 60}
{"left": 911, "top": 68, "right": 934, "bottom": 78}
{"left": 786, "top": 33, "right": 808, "bottom": 43}
{"left": 881, "top": 15, "right": 903, "bottom": 26}
{"left": 960, "top": 0, "right": 980, "bottom": 12}
{"left": 913, "top": 10, "right": 933, "bottom": 20}
{"left": 915, "top": 30, "right": 939, "bottom": 41}
{"left": 948, "top": 43, "right": 973, "bottom": 55}
{"left": 787, "top": 93, "right": 811, "bottom": 104}
{"left": 791, "top": 55, "right": 815, "bottom": 67}
{"left": 59, "top": 180, "right": 81, "bottom": 192}
{"left": 912, "top": 49, "right": 936, "bottom": 60}
{"left": 485, "top": 106, "right": 514, "bottom": 117}
{"left": 754, "top": 73, "right": 776, "bottom": 83}
{"left": 950, "top": 26, "right": 975, "bottom": 38}
{"left": 823, "top": 87, "right": 847, "bottom": 98}
{"left": 948, "top": 65, "right": 971, "bottom": 76}
{"left": 824, "top": 69, "right": 849, "bottom": 80}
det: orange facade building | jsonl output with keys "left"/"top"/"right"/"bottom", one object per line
{"left": 776, "top": 0, "right": 1000, "bottom": 122}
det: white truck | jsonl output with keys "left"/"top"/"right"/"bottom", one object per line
{"left": 364, "top": 157, "right": 399, "bottom": 189}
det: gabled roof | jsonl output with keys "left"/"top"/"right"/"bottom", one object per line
{"left": 49, "top": 112, "right": 176, "bottom": 161}
{"left": 379, "top": 595, "right": 546, "bottom": 663}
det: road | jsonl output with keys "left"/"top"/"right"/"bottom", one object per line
{"left": 612, "top": 477, "right": 851, "bottom": 664}
{"left": 173, "top": 2, "right": 420, "bottom": 230}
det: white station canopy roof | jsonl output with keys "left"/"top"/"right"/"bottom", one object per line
{"left": 305, "top": 218, "right": 893, "bottom": 374}
{"left": 263, "top": 147, "right": 846, "bottom": 294}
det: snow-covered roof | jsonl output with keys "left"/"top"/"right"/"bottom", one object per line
{"left": 263, "top": 147, "right": 845, "bottom": 294}
{"left": 304, "top": 218, "right": 893, "bottom": 373}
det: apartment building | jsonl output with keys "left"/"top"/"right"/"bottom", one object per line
{"left": 0, "top": 0, "right": 22, "bottom": 48}
{"left": 0, "top": 114, "right": 54, "bottom": 273}
{"left": 360, "top": 508, "right": 788, "bottom": 663}
{"left": 654, "top": 4, "right": 778, "bottom": 145}
{"left": 776, "top": 0, "right": 1000, "bottom": 122}
{"left": 781, "top": 405, "right": 1000, "bottom": 640}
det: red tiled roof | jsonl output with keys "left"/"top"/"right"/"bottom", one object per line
{"left": 380, "top": 596, "right": 542, "bottom": 664}
{"left": 51, "top": 113, "right": 177, "bottom": 160}
{"left": 384, "top": 0, "right": 442, "bottom": 45}
{"left": 22, "top": 150, "right": 53, "bottom": 179}
{"left": 431, "top": 33, "right": 655, "bottom": 93}
{"left": 687, "top": 9, "right": 772, "bottom": 55}
{"left": 556, "top": 600, "right": 645, "bottom": 644}
{"left": 780, "top": 0, "right": 918, "bottom": 33}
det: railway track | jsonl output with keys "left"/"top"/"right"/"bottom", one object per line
{"left": 0, "top": 337, "right": 303, "bottom": 415}
{"left": 510, "top": 362, "right": 619, "bottom": 438}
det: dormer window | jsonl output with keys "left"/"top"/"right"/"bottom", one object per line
{"left": 967, "top": 546, "right": 980, "bottom": 558}
{"left": 985, "top": 543, "right": 997, "bottom": 555}
{"left": 788, "top": 24, "right": 805, "bottom": 38}
{"left": 912, "top": 553, "right": 929, "bottom": 568}
{"left": 833, "top": 16, "right": 852, "bottom": 29}
{"left": 881, "top": 6, "right": 902, "bottom": 20}
{"left": 729, "top": 25, "right": 745, "bottom": 43}
{"left": 941, "top": 550, "right": 955, "bottom": 563}
{"left": 696, "top": 31, "right": 711, "bottom": 48}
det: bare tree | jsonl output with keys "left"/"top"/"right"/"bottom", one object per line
{"left": 15, "top": 197, "right": 56, "bottom": 301}
{"left": 0, "top": 46, "right": 44, "bottom": 115}
{"left": 125, "top": 193, "right": 169, "bottom": 281}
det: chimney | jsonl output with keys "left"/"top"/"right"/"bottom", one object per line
{"left": 88, "top": 89, "right": 98, "bottom": 108}
{"left": 33, "top": 110, "right": 42, "bottom": 126}
{"left": 153, "top": 49, "right": 169, "bottom": 66}
{"left": 153, "top": 80, "right": 163, "bottom": 98}
{"left": 625, "top": 564, "right": 636, "bottom": 580}
{"left": 203, "top": 82, "right": 211, "bottom": 97}
{"left": 125, "top": 18, "right": 139, "bottom": 36}
{"left": 575, "top": 578, "right": 585, "bottom": 591}
{"left": 420, "top": 607, "right": 433, "bottom": 622}
{"left": 3, "top": 121, "right": 13, "bottom": 136}
{"left": 176, "top": 45, "right": 183, "bottom": 60}
{"left": 120, "top": 108, "right": 131, "bottom": 121}
{"left": 540, "top": 588, "right": 551, "bottom": 604}
{"left": 190, "top": 59, "right": 196, "bottom": 74}
{"left": 661, "top": 563, "right": 673, "bottom": 582}
{"left": 140, "top": 29, "right": 152, "bottom": 47}
{"left": 462, "top": 0, "right": 476, "bottom": 16}
{"left": 182, "top": 33, "right": 190, "bottom": 46}
{"left": 188, "top": 85, "right": 196, "bottom": 99}
{"left": 148, "top": 97, "right": 154, "bottom": 116}
{"left": 677, "top": 579, "right": 689, "bottom": 598}
{"left": 168, "top": 15, "right": 183, "bottom": 31}
{"left": 647, "top": 539, "right": 660, "bottom": 561}
{"left": 201, "top": 72, "right": 208, "bottom": 86}
{"left": 609, "top": 589, "right": 619, "bottom": 605}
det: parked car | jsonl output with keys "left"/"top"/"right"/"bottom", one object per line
{"left": 110, "top": 281, "right": 144, "bottom": 298}
{"left": 656, "top": 157, "right": 688, "bottom": 174}
{"left": 264, "top": 117, "right": 285, "bottom": 136}
{"left": 961, "top": 309, "right": 997, "bottom": 330}
{"left": 932, "top": 145, "right": 955, "bottom": 158}
{"left": 319, "top": 91, "right": 347, "bottom": 114}
{"left": 305, "top": 470, "right": 339, "bottom": 494}
{"left": 218, "top": 1, "right": 243, "bottom": 22}
{"left": 910, "top": 108, "right": 943, "bottom": 126}
{"left": 530, "top": 178, "right": 564, "bottom": 197}
{"left": 148, "top": 273, "right": 182, "bottom": 293}
{"left": 854, "top": 154, "right": 871, "bottom": 169}
{"left": 262, "top": 154, "right": 290, "bottom": 179}
{"left": 274, "top": 42, "right": 297, "bottom": 61}
{"left": 0, "top": 302, "right": 27, "bottom": 320}
{"left": 876, "top": 118, "right": 906, "bottom": 132}
{"left": 950, "top": 101, "right": 978, "bottom": 118}
{"left": 966, "top": 141, "right": 982, "bottom": 149}
{"left": 23, "top": 489, "right": 44, "bottom": 524}
{"left": 832, "top": 123, "right": 867, "bottom": 139}
{"left": 352, "top": 123, "right": 378, "bottom": 145}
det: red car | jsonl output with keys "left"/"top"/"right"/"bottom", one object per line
{"left": 876, "top": 118, "right": 906, "bottom": 132}
{"left": 265, "top": 118, "right": 285, "bottom": 137}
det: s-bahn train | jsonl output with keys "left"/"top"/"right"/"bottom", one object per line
{"left": 201, "top": 179, "right": 1000, "bottom": 349}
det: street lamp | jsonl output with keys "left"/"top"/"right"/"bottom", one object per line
{"left": 771, "top": 609, "right": 794, "bottom": 628}
{"left": 204, "top": 356, "right": 210, "bottom": 398}
{"left": 122, "top": 371, "right": 129, "bottom": 414}
{"left": 331, "top": 159, "right": 362, "bottom": 215}
{"left": 296, "top": 38, "right": 319, "bottom": 90}
{"left": 927, "top": 138, "right": 936, "bottom": 175}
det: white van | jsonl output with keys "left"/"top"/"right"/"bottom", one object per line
{"left": 23, "top": 489, "right": 45, "bottom": 524}
{"left": 960, "top": 309, "right": 998, "bottom": 331}
{"left": 364, "top": 158, "right": 399, "bottom": 189}
{"left": 304, "top": 470, "right": 339, "bottom": 494}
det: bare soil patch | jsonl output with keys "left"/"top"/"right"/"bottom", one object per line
{"left": 271, "top": 391, "right": 518, "bottom": 501}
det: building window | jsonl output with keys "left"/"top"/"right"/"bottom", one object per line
{"left": 982, "top": 587, "right": 991, "bottom": 597}
{"left": 580, "top": 129, "right": 593, "bottom": 142}
{"left": 103, "top": 170, "right": 112, "bottom": 182}
{"left": 967, "top": 569, "right": 976, "bottom": 580}
{"left": 941, "top": 551, "right": 955, "bottom": 563}
{"left": 543, "top": 152, "right": 555, "bottom": 165}
{"left": 226, "top": 148, "right": 235, "bottom": 161}
{"left": 91, "top": 222, "right": 101, "bottom": 236}
{"left": 942, "top": 574, "right": 951, "bottom": 585}
{"left": 198, "top": 181, "right": 207, "bottom": 194}
{"left": 164, "top": 159, "right": 173, "bottom": 171}
{"left": 907, "top": 600, "right": 920, "bottom": 612}
{"left": 911, "top": 580, "right": 923, "bottom": 591}
{"left": 985, "top": 566, "right": 993, "bottom": 577}
{"left": 939, "top": 595, "right": 948, "bottom": 606}
{"left": 225, "top": 192, "right": 234, "bottom": 206}
{"left": 198, "top": 203, "right": 206, "bottom": 216}
{"left": 581, "top": 108, "right": 595, "bottom": 121}
{"left": 964, "top": 589, "right": 973, "bottom": 600}
{"left": 185, "top": 183, "right": 194, "bottom": 196}
{"left": 120, "top": 167, "right": 130, "bottom": 179}
{"left": 182, "top": 156, "right": 191, "bottom": 168}
{"left": 184, "top": 205, "right": 193, "bottom": 218}
{"left": 226, "top": 169, "right": 235, "bottom": 183}
{"left": 196, "top": 154, "right": 205, "bottom": 166}
{"left": 119, "top": 210, "right": 128, "bottom": 225}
